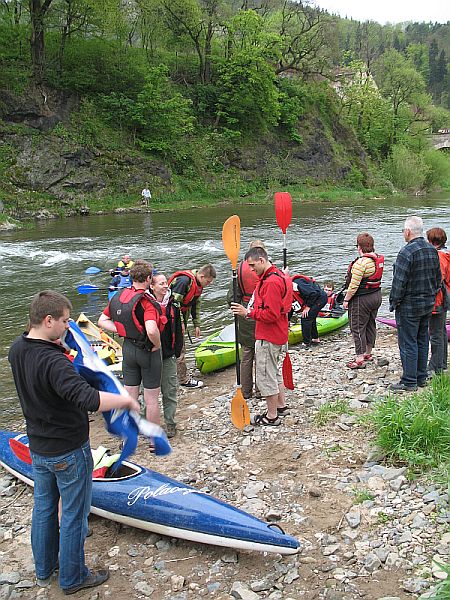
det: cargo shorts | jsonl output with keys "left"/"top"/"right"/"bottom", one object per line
{"left": 254, "top": 340, "right": 286, "bottom": 397}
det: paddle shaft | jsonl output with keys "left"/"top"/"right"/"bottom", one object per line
{"left": 232, "top": 269, "right": 241, "bottom": 386}
{"left": 282, "top": 233, "right": 287, "bottom": 269}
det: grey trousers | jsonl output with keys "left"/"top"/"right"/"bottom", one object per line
{"left": 428, "top": 308, "right": 448, "bottom": 373}
{"left": 348, "top": 290, "right": 382, "bottom": 356}
{"left": 161, "top": 356, "right": 177, "bottom": 426}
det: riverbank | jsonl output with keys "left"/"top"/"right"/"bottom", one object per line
{"left": 1, "top": 327, "right": 448, "bottom": 599}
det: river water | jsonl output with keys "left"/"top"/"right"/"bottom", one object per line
{"left": 1, "top": 193, "right": 449, "bottom": 423}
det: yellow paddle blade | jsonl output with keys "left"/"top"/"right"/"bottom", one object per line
{"left": 231, "top": 387, "right": 251, "bottom": 430}
{"left": 222, "top": 215, "right": 241, "bottom": 271}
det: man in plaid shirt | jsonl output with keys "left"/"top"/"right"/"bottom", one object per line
{"left": 389, "top": 216, "right": 441, "bottom": 392}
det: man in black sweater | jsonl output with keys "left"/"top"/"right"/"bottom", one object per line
{"left": 8, "top": 290, "right": 139, "bottom": 595}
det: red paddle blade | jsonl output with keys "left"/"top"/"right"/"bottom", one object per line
{"left": 282, "top": 352, "right": 294, "bottom": 390}
{"left": 9, "top": 438, "right": 32, "bottom": 464}
{"left": 274, "top": 192, "right": 293, "bottom": 234}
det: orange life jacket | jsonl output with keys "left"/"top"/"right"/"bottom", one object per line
{"left": 238, "top": 261, "right": 260, "bottom": 303}
{"left": 168, "top": 270, "right": 203, "bottom": 313}
{"left": 345, "top": 253, "right": 384, "bottom": 296}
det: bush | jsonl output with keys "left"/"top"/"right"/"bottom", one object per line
{"left": 384, "top": 144, "right": 429, "bottom": 191}
{"left": 422, "top": 149, "right": 450, "bottom": 190}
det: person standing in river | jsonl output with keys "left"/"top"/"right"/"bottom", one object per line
{"left": 343, "top": 233, "right": 384, "bottom": 369}
{"left": 8, "top": 290, "right": 139, "bottom": 595}
{"left": 389, "top": 216, "right": 441, "bottom": 392}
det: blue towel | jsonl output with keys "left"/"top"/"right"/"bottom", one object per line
{"left": 62, "top": 321, "right": 171, "bottom": 468}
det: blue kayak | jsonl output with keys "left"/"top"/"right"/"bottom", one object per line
{"left": 0, "top": 430, "right": 300, "bottom": 555}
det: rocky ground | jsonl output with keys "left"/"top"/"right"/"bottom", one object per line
{"left": 1, "top": 327, "right": 449, "bottom": 600}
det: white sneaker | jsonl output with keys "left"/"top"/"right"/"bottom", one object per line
{"left": 181, "top": 379, "right": 204, "bottom": 389}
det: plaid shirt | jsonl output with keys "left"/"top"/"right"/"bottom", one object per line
{"left": 389, "top": 237, "right": 441, "bottom": 315}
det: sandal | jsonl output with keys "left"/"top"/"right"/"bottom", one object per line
{"left": 277, "top": 406, "right": 291, "bottom": 416}
{"left": 347, "top": 360, "right": 366, "bottom": 369}
{"left": 363, "top": 354, "right": 374, "bottom": 361}
{"left": 252, "top": 412, "right": 282, "bottom": 426}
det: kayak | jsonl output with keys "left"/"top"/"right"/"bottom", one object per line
{"left": 195, "top": 313, "right": 349, "bottom": 374}
{"left": 377, "top": 316, "right": 450, "bottom": 341}
{"left": 75, "top": 313, "right": 123, "bottom": 372}
{"left": 0, "top": 430, "right": 300, "bottom": 555}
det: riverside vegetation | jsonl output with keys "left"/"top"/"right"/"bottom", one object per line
{"left": 0, "top": 3, "right": 450, "bottom": 223}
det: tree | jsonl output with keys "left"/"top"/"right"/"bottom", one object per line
{"left": 29, "top": 0, "right": 54, "bottom": 84}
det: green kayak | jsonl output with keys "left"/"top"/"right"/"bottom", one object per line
{"left": 195, "top": 313, "right": 348, "bottom": 375}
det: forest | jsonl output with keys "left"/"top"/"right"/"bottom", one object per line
{"left": 0, "top": 0, "right": 449, "bottom": 216}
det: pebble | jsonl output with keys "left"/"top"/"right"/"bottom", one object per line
{"left": 231, "top": 581, "right": 260, "bottom": 599}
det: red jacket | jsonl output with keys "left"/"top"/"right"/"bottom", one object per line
{"left": 433, "top": 248, "right": 450, "bottom": 312}
{"left": 247, "top": 265, "right": 290, "bottom": 345}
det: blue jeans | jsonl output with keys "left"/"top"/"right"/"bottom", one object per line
{"left": 396, "top": 308, "right": 431, "bottom": 386}
{"left": 31, "top": 441, "right": 93, "bottom": 590}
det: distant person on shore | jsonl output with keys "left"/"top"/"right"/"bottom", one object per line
{"left": 227, "top": 240, "right": 266, "bottom": 400}
{"left": 141, "top": 186, "right": 152, "bottom": 206}
{"left": 168, "top": 265, "right": 216, "bottom": 389}
{"left": 8, "top": 290, "right": 139, "bottom": 595}
{"left": 231, "top": 247, "right": 292, "bottom": 426}
{"left": 389, "top": 216, "right": 441, "bottom": 392}
{"left": 426, "top": 227, "right": 450, "bottom": 375}
{"left": 343, "top": 233, "right": 384, "bottom": 369}
{"left": 99, "top": 260, "right": 165, "bottom": 426}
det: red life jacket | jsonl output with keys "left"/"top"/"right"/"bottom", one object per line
{"left": 238, "top": 261, "right": 260, "bottom": 303}
{"left": 318, "top": 293, "right": 337, "bottom": 316}
{"left": 108, "top": 288, "right": 164, "bottom": 350}
{"left": 256, "top": 268, "right": 293, "bottom": 315}
{"left": 168, "top": 270, "right": 203, "bottom": 313}
{"left": 345, "top": 253, "right": 384, "bottom": 296}
{"left": 434, "top": 248, "right": 450, "bottom": 310}
{"left": 290, "top": 274, "right": 320, "bottom": 310}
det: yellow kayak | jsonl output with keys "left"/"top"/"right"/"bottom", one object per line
{"left": 75, "top": 313, "right": 123, "bottom": 373}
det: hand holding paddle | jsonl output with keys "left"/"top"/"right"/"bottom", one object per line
{"left": 222, "top": 215, "right": 250, "bottom": 430}
{"left": 274, "top": 192, "right": 294, "bottom": 390}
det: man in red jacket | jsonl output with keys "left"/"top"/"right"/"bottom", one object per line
{"left": 231, "top": 247, "right": 292, "bottom": 426}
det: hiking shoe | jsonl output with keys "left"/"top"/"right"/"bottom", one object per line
{"left": 277, "top": 406, "right": 291, "bottom": 417}
{"left": 63, "top": 569, "right": 110, "bottom": 595}
{"left": 37, "top": 563, "right": 59, "bottom": 587}
{"left": 181, "top": 379, "right": 203, "bottom": 389}
{"left": 389, "top": 382, "right": 418, "bottom": 393}
{"left": 251, "top": 412, "right": 282, "bottom": 426}
{"left": 166, "top": 424, "right": 177, "bottom": 438}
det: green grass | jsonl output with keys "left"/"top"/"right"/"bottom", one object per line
{"left": 429, "top": 561, "right": 450, "bottom": 599}
{"left": 352, "top": 487, "right": 375, "bottom": 504}
{"left": 366, "top": 374, "right": 450, "bottom": 474}
{"left": 314, "top": 398, "right": 351, "bottom": 426}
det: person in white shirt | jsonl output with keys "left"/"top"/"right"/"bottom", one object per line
{"left": 141, "top": 186, "right": 151, "bottom": 206}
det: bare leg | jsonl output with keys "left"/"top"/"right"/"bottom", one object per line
{"left": 124, "top": 385, "right": 140, "bottom": 401}
{"left": 265, "top": 394, "right": 279, "bottom": 420}
{"left": 144, "top": 387, "right": 161, "bottom": 425}
{"left": 277, "top": 382, "right": 286, "bottom": 409}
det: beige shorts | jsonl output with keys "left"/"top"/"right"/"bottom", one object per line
{"left": 255, "top": 340, "right": 286, "bottom": 397}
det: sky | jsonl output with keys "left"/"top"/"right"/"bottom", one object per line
{"left": 312, "top": 0, "right": 450, "bottom": 25}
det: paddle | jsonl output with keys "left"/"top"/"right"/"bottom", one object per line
{"left": 274, "top": 192, "right": 294, "bottom": 390}
{"left": 85, "top": 266, "right": 104, "bottom": 275}
{"left": 9, "top": 438, "right": 32, "bottom": 464}
{"left": 222, "top": 215, "right": 250, "bottom": 430}
{"left": 77, "top": 284, "right": 117, "bottom": 295}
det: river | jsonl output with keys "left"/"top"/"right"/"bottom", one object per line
{"left": 1, "top": 193, "right": 449, "bottom": 423}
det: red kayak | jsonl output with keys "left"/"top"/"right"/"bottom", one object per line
{"left": 377, "top": 317, "right": 450, "bottom": 341}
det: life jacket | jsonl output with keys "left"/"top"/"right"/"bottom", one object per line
{"left": 168, "top": 271, "right": 203, "bottom": 313}
{"left": 108, "top": 288, "right": 163, "bottom": 350}
{"left": 345, "top": 253, "right": 384, "bottom": 296}
{"left": 434, "top": 248, "right": 450, "bottom": 310}
{"left": 318, "top": 293, "right": 337, "bottom": 316}
{"left": 118, "top": 259, "right": 134, "bottom": 270}
{"left": 116, "top": 274, "right": 132, "bottom": 288}
{"left": 156, "top": 298, "right": 183, "bottom": 359}
{"left": 238, "top": 261, "right": 260, "bottom": 304}
{"left": 290, "top": 274, "right": 321, "bottom": 311}
{"left": 254, "top": 267, "right": 293, "bottom": 315}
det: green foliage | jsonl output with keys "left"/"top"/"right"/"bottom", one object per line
{"left": 384, "top": 144, "right": 429, "bottom": 191}
{"left": 422, "top": 149, "right": 450, "bottom": 189}
{"left": 129, "top": 66, "right": 195, "bottom": 156}
{"left": 367, "top": 374, "right": 450, "bottom": 471}
{"left": 352, "top": 488, "right": 375, "bottom": 504}
{"left": 429, "top": 561, "right": 450, "bottom": 599}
